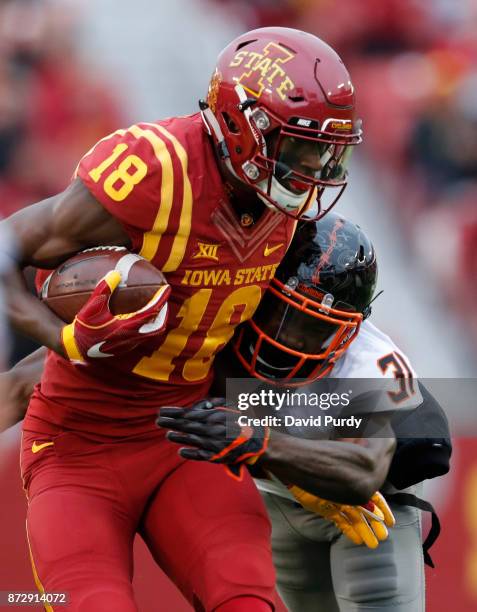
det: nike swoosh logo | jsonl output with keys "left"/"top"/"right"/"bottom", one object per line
{"left": 31, "top": 441, "right": 54, "bottom": 454}
{"left": 264, "top": 243, "right": 283, "bottom": 257}
{"left": 139, "top": 303, "right": 168, "bottom": 334}
{"left": 87, "top": 342, "right": 114, "bottom": 359}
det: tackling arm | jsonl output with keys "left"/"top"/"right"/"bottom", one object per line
{"left": 260, "top": 425, "right": 396, "bottom": 505}
{"left": 157, "top": 396, "right": 396, "bottom": 505}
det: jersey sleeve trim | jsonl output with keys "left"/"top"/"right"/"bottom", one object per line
{"left": 123, "top": 124, "right": 175, "bottom": 261}
{"left": 134, "top": 123, "right": 193, "bottom": 272}
{"left": 151, "top": 123, "right": 193, "bottom": 273}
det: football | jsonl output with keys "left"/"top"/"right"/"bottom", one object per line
{"left": 40, "top": 246, "right": 168, "bottom": 323}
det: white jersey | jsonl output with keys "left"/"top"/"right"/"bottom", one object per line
{"left": 331, "top": 320, "right": 417, "bottom": 379}
{"left": 256, "top": 320, "right": 423, "bottom": 499}
{"left": 329, "top": 320, "right": 422, "bottom": 412}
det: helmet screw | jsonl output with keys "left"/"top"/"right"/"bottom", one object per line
{"left": 235, "top": 146, "right": 242, "bottom": 154}
{"left": 242, "top": 162, "right": 260, "bottom": 180}
{"left": 284, "top": 276, "right": 299, "bottom": 292}
{"left": 252, "top": 109, "right": 270, "bottom": 131}
{"left": 320, "top": 293, "right": 334, "bottom": 311}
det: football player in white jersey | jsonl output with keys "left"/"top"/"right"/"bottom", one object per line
{"left": 159, "top": 213, "right": 426, "bottom": 612}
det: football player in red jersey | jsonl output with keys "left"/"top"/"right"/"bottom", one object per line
{"left": 1, "top": 27, "right": 361, "bottom": 612}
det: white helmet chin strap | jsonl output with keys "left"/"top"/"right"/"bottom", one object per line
{"left": 257, "top": 176, "right": 313, "bottom": 213}
{"left": 235, "top": 85, "right": 267, "bottom": 154}
{"left": 200, "top": 103, "right": 241, "bottom": 179}
{"left": 200, "top": 104, "right": 223, "bottom": 142}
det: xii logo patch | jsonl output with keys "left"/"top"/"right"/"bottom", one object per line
{"left": 192, "top": 242, "right": 221, "bottom": 261}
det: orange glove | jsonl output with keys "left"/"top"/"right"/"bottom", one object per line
{"left": 289, "top": 486, "right": 395, "bottom": 548}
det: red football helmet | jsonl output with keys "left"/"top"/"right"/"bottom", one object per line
{"left": 201, "top": 27, "right": 362, "bottom": 220}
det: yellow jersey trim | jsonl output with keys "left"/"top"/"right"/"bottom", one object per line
{"left": 26, "top": 527, "right": 54, "bottom": 612}
{"left": 149, "top": 124, "right": 193, "bottom": 273}
{"left": 128, "top": 125, "right": 175, "bottom": 262}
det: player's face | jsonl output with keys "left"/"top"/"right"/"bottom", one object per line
{"left": 250, "top": 294, "right": 338, "bottom": 377}
{"left": 241, "top": 282, "right": 364, "bottom": 380}
{"left": 269, "top": 134, "right": 324, "bottom": 195}
{"left": 259, "top": 298, "right": 335, "bottom": 353}
{"left": 276, "top": 137, "right": 324, "bottom": 192}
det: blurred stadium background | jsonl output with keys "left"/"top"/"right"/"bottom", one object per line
{"left": 0, "top": 0, "right": 476, "bottom": 609}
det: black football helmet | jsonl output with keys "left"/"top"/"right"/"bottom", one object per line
{"left": 233, "top": 212, "right": 378, "bottom": 383}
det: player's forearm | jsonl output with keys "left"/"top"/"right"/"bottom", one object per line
{"left": 0, "top": 347, "right": 47, "bottom": 432}
{"left": 5, "top": 268, "right": 65, "bottom": 355}
{"left": 260, "top": 431, "right": 396, "bottom": 505}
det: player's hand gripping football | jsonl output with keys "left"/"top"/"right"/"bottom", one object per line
{"left": 157, "top": 397, "right": 270, "bottom": 481}
{"left": 61, "top": 270, "right": 170, "bottom": 364}
{"left": 289, "top": 486, "right": 395, "bottom": 549}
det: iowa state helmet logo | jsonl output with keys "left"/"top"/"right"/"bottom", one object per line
{"left": 229, "top": 42, "right": 295, "bottom": 100}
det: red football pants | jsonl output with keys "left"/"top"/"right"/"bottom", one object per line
{"left": 21, "top": 428, "right": 275, "bottom": 611}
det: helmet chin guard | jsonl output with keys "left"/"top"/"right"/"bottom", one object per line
{"left": 203, "top": 27, "right": 362, "bottom": 219}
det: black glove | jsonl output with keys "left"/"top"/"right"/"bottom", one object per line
{"left": 157, "top": 397, "right": 270, "bottom": 481}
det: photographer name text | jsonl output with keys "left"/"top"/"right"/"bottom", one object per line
{"left": 238, "top": 415, "right": 363, "bottom": 429}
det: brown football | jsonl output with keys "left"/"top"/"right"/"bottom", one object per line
{"left": 40, "top": 247, "right": 168, "bottom": 323}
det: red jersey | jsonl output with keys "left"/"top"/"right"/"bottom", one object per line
{"left": 27, "top": 114, "right": 296, "bottom": 435}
